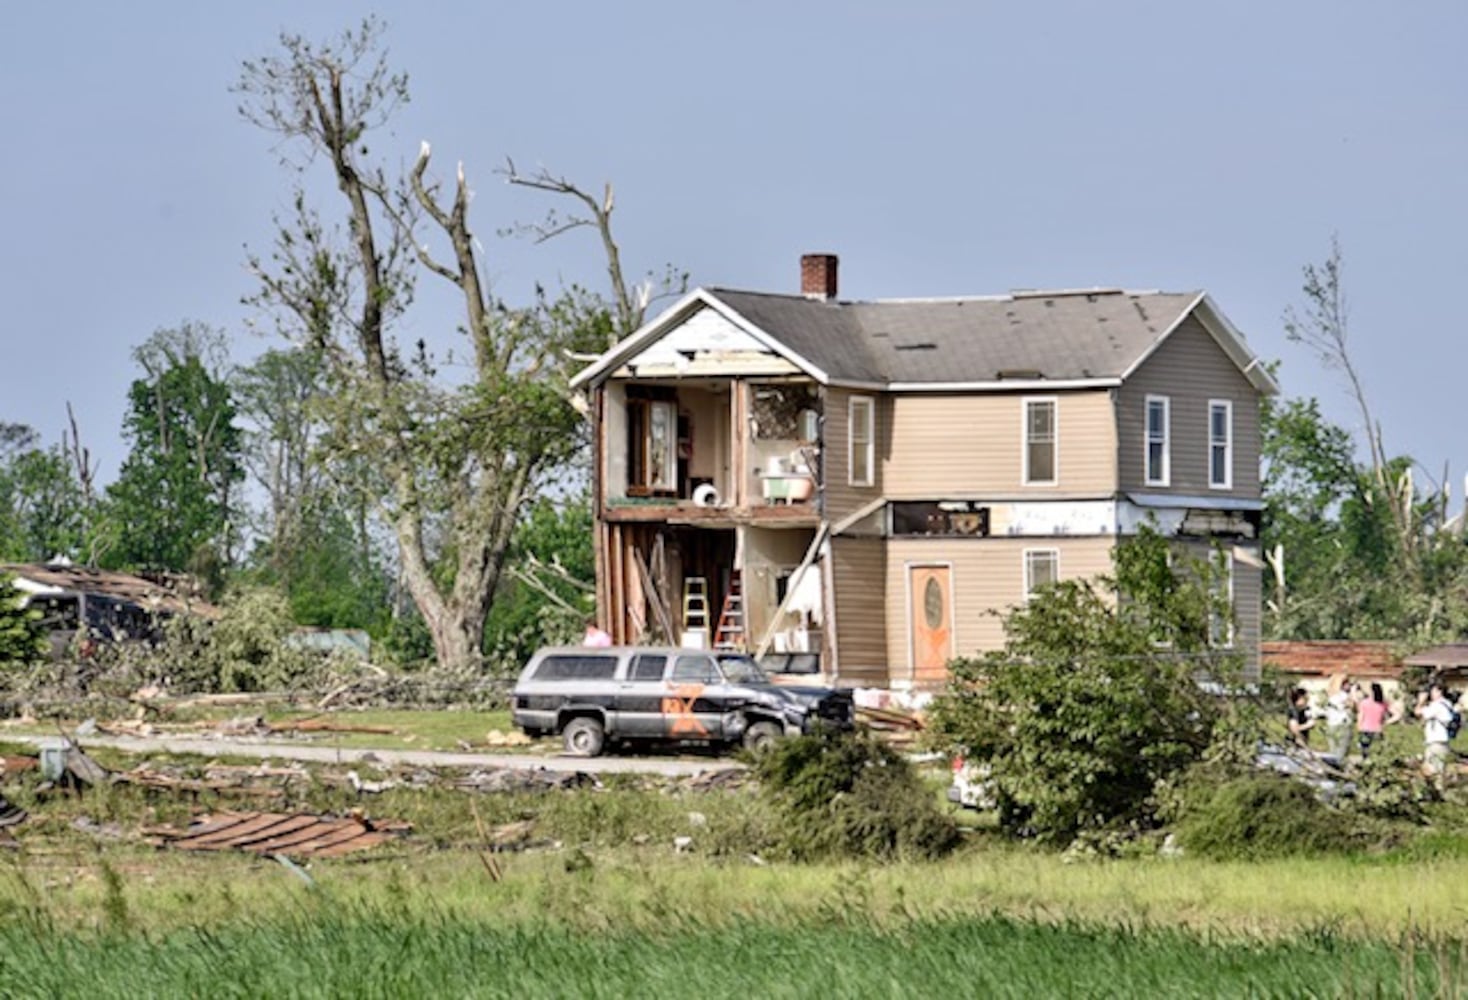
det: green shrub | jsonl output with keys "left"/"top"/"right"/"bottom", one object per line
{"left": 752, "top": 728, "right": 959, "bottom": 862}
{"left": 1173, "top": 775, "right": 1362, "bottom": 860}
{"left": 928, "top": 527, "right": 1250, "bottom": 843}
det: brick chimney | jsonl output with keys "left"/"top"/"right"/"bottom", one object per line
{"left": 800, "top": 253, "right": 838, "bottom": 301}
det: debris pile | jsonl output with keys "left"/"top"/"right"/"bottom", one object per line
{"left": 147, "top": 810, "right": 411, "bottom": 858}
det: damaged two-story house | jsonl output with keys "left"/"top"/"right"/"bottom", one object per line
{"left": 570, "top": 254, "right": 1277, "bottom": 689}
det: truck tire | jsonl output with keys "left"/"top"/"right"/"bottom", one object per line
{"left": 563, "top": 716, "right": 606, "bottom": 757}
{"left": 742, "top": 720, "right": 782, "bottom": 754}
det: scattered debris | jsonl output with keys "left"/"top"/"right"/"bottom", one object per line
{"left": 345, "top": 770, "right": 398, "bottom": 795}
{"left": 149, "top": 810, "right": 411, "bottom": 858}
{"left": 684, "top": 769, "right": 748, "bottom": 792}
{"left": 70, "top": 816, "right": 124, "bottom": 839}
{"left": 0, "top": 755, "right": 37, "bottom": 778}
{"left": 280, "top": 717, "right": 398, "bottom": 736}
{"left": 0, "top": 794, "right": 27, "bottom": 828}
{"left": 457, "top": 768, "right": 599, "bottom": 794}
{"left": 484, "top": 729, "right": 533, "bottom": 748}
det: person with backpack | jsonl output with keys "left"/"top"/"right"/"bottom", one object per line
{"left": 1414, "top": 681, "right": 1460, "bottom": 782}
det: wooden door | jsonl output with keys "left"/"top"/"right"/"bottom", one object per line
{"left": 909, "top": 565, "right": 953, "bottom": 686}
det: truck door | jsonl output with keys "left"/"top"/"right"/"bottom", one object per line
{"left": 663, "top": 653, "right": 725, "bottom": 740}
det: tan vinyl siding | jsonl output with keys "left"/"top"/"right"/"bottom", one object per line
{"left": 823, "top": 387, "right": 887, "bottom": 522}
{"left": 830, "top": 537, "right": 888, "bottom": 685}
{"left": 1231, "top": 545, "right": 1262, "bottom": 672}
{"left": 885, "top": 390, "right": 1116, "bottom": 497}
{"left": 1118, "top": 317, "right": 1261, "bottom": 496}
{"left": 882, "top": 536, "right": 1115, "bottom": 683}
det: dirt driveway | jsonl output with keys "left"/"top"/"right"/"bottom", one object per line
{"left": 14, "top": 732, "right": 743, "bottom": 777}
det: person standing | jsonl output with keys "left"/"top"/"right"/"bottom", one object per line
{"left": 1414, "top": 681, "right": 1456, "bottom": 782}
{"left": 1323, "top": 676, "right": 1354, "bottom": 761}
{"left": 1355, "top": 682, "right": 1396, "bottom": 757}
{"left": 1288, "top": 688, "right": 1316, "bottom": 749}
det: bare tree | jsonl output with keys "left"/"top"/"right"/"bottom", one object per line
{"left": 237, "top": 20, "right": 611, "bottom": 671}
{"left": 500, "top": 161, "right": 687, "bottom": 346}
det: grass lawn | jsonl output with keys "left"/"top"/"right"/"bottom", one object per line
{"left": 261, "top": 707, "right": 521, "bottom": 751}
{"left": 3, "top": 846, "right": 1468, "bottom": 997}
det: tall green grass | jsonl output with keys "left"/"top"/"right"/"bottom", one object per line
{"left": 0, "top": 901, "right": 1462, "bottom": 999}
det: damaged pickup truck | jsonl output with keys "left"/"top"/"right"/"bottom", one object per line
{"left": 510, "top": 646, "right": 854, "bottom": 756}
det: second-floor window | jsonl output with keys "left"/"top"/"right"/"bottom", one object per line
{"left": 627, "top": 397, "right": 678, "bottom": 495}
{"left": 1023, "top": 398, "right": 1057, "bottom": 485}
{"left": 1145, "top": 395, "right": 1170, "bottom": 486}
{"left": 1209, "top": 400, "right": 1233, "bottom": 489}
{"left": 849, "top": 396, "right": 874, "bottom": 487}
{"left": 1024, "top": 548, "right": 1059, "bottom": 600}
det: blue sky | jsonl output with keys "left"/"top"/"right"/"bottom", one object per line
{"left": 2, "top": 1, "right": 1464, "bottom": 498}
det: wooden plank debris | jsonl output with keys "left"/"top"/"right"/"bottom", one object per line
{"left": 150, "top": 810, "right": 410, "bottom": 858}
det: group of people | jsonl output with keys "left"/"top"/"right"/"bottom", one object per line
{"left": 1288, "top": 675, "right": 1461, "bottom": 780}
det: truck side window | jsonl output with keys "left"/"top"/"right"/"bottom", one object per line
{"left": 629, "top": 654, "right": 667, "bottom": 681}
{"left": 534, "top": 655, "right": 618, "bottom": 681}
{"left": 671, "top": 655, "right": 719, "bottom": 683}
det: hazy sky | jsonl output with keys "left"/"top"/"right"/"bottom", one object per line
{"left": 2, "top": 1, "right": 1464, "bottom": 496}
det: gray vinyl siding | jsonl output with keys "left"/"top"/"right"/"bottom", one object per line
{"left": 885, "top": 390, "right": 1117, "bottom": 497}
{"left": 1230, "top": 545, "right": 1262, "bottom": 673}
{"left": 883, "top": 536, "right": 1115, "bottom": 684}
{"left": 1117, "top": 317, "right": 1261, "bottom": 497}
{"left": 823, "top": 387, "right": 888, "bottom": 522}
{"left": 830, "top": 536, "right": 888, "bottom": 685}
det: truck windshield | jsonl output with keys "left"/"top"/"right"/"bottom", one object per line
{"left": 716, "top": 655, "right": 768, "bottom": 684}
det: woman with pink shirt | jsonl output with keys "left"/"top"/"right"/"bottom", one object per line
{"left": 1356, "top": 682, "right": 1397, "bottom": 756}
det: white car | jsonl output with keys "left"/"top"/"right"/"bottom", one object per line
{"left": 946, "top": 754, "right": 996, "bottom": 810}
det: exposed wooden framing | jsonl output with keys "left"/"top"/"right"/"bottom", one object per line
{"left": 753, "top": 525, "right": 828, "bottom": 658}
{"left": 593, "top": 386, "right": 607, "bottom": 630}
{"left": 632, "top": 547, "right": 676, "bottom": 643}
{"left": 731, "top": 381, "right": 747, "bottom": 507}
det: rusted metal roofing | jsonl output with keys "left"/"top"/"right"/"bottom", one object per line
{"left": 154, "top": 811, "right": 410, "bottom": 858}
{"left": 1261, "top": 641, "right": 1402, "bottom": 679}
{"left": 2, "top": 562, "right": 219, "bottom": 618}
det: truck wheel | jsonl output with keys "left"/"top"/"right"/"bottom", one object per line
{"left": 742, "top": 721, "right": 782, "bottom": 754}
{"left": 563, "top": 717, "right": 606, "bottom": 757}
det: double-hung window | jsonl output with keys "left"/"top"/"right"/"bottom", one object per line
{"left": 848, "top": 396, "right": 875, "bottom": 487}
{"left": 1145, "top": 395, "right": 1170, "bottom": 486}
{"left": 1023, "top": 398, "right": 1057, "bottom": 485}
{"left": 627, "top": 397, "right": 678, "bottom": 495}
{"left": 1024, "top": 549, "right": 1059, "bottom": 601}
{"left": 1208, "top": 400, "right": 1233, "bottom": 489}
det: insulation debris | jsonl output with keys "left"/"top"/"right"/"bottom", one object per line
{"left": 150, "top": 810, "right": 411, "bottom": 858}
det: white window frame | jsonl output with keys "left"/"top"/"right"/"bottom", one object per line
{"left": 1208, "top": 400, "right": 1233, "bottom": 489}
{"left": 1209, "top": 548, "right": 1235, "bottom": 648}
{"left": 1022, "top": 397, "right": 1058, "bottom": 486}
{"left": 1024, "top": 548, "right": 1059, "bottom": 601}
{"left": 848, "top": 395, "right": 875, "bottom": 487}
{"left": 1144, "top": 394, "right": 1170, "bottom": 487}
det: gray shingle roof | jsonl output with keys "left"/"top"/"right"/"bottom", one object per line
{"left": 708, "top": 287, "right": 1200, "bottom": 384}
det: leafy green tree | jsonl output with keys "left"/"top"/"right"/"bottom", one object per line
{"left": 0, "top": 572, "right": 45, "bottom": 666}
{"left": 485, "top": 494, "right": 595, "bottom": 665}
{"left": 0, "top": 424, "right": 90, "bottom": 562}
{"left": 928, "top": 527, "right": 1242, "bottom": 842}
{"left": 237, "top": 21, "right": 630, "bottom": 672}
{"left": 103, "top": 324, "right": 245, "bottom": 582}
{"left": 1261, "top": 241, "right": 1468, "bottom": 642}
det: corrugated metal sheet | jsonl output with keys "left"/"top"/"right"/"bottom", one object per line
{"left": 155, "top": 811, "right": 410, "bottom": 858}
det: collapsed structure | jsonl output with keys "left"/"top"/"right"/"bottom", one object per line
{"left": 571, "top": 254, "right": 1275, "bottom": 689}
